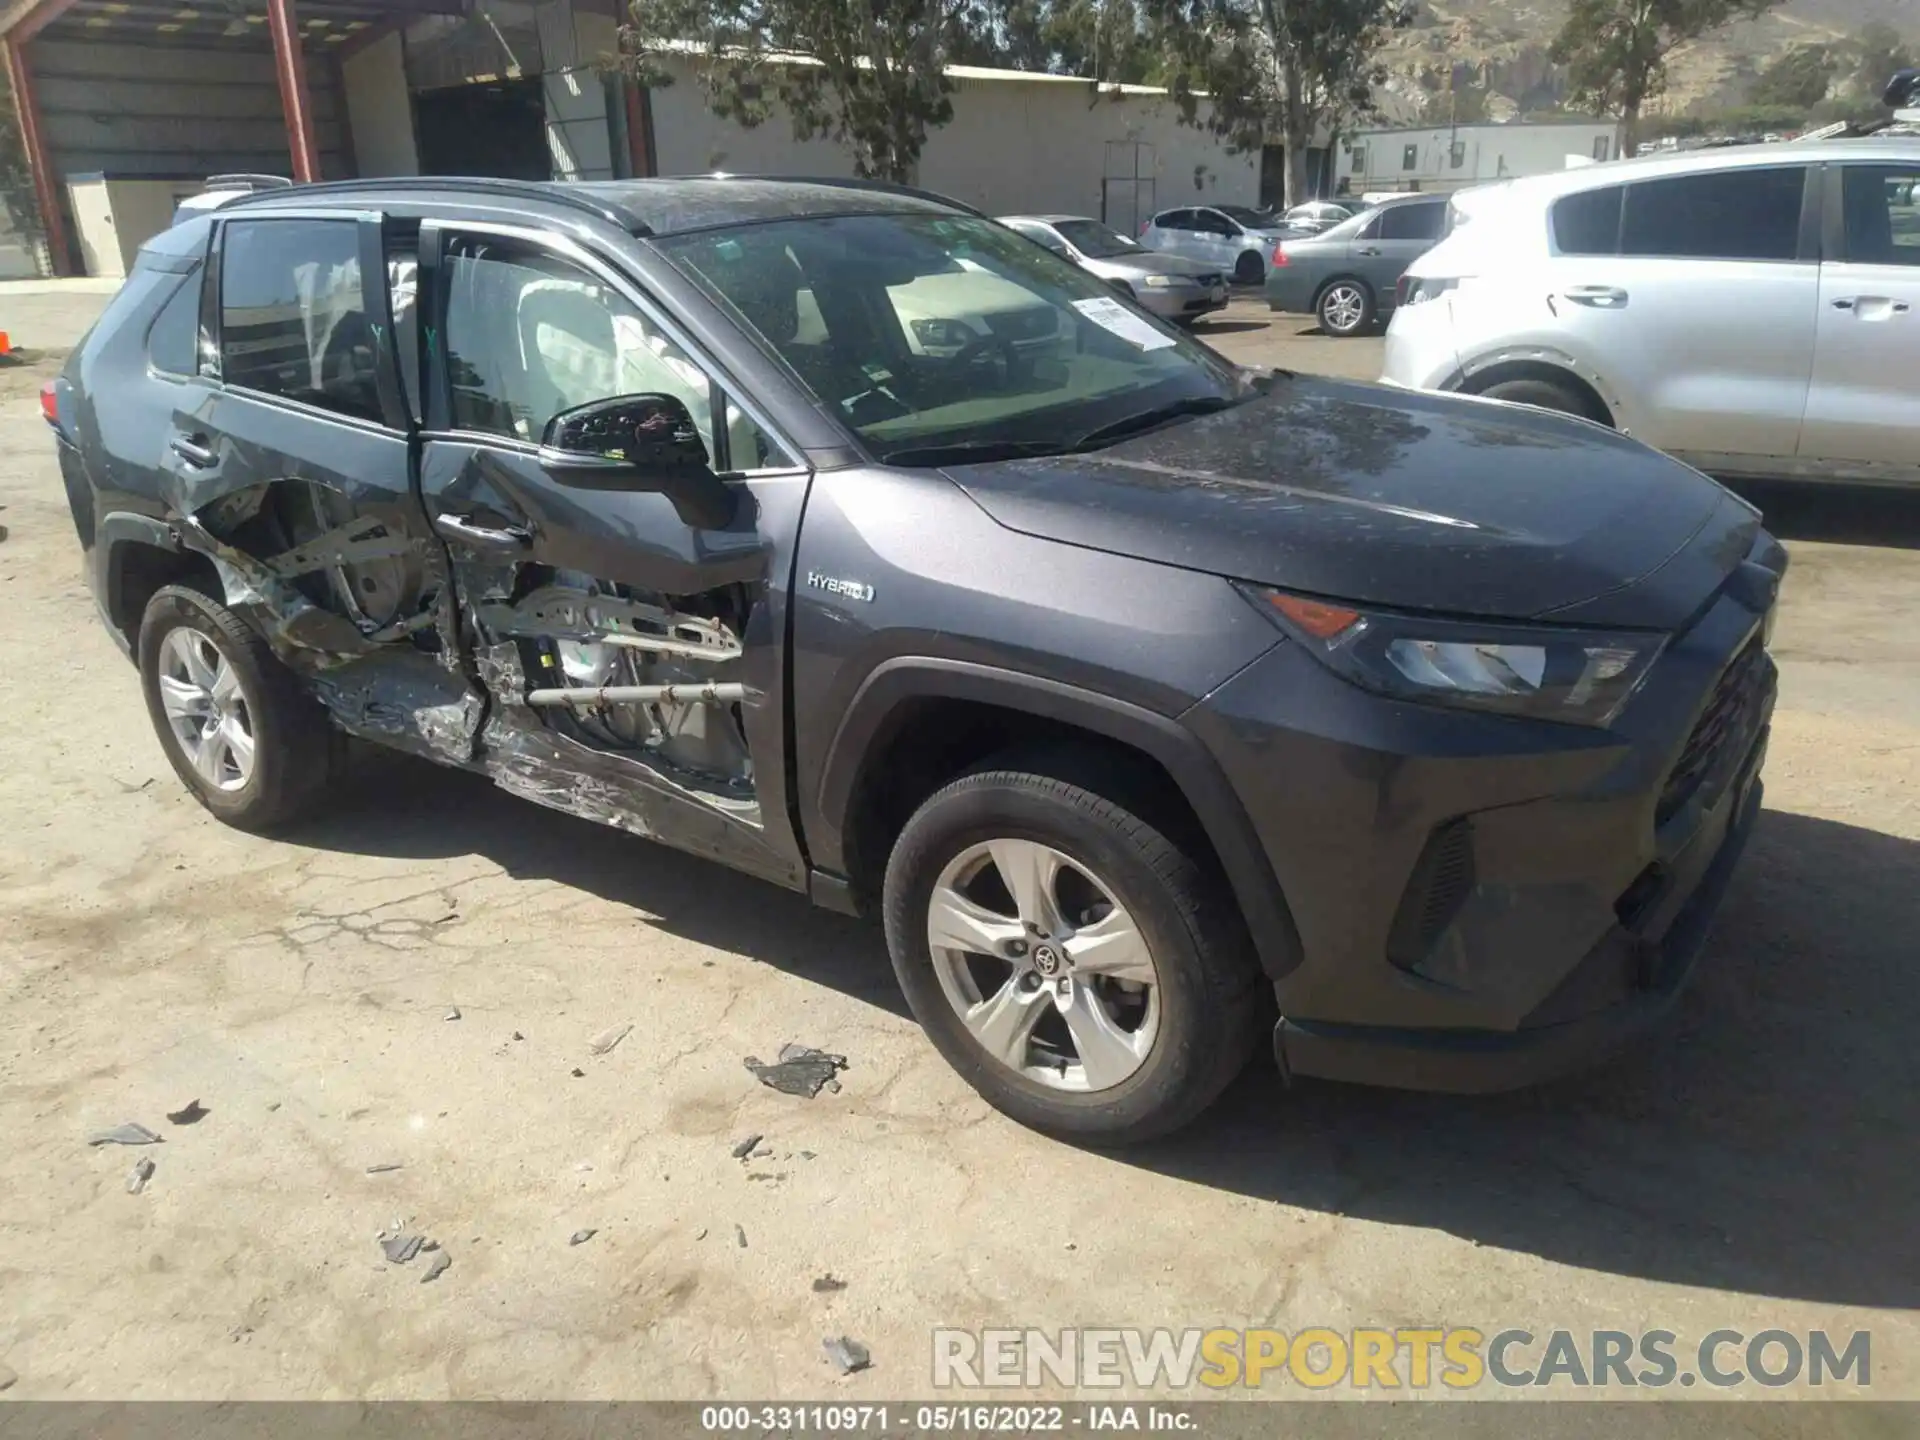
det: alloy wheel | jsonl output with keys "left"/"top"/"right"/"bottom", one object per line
{"left": 157, "top": 628, "right": 256, "bottom": 792}
{"left": 1321, "top": 283, "right": 1367, "bottom": 334}
{"left": 926, "top": 838, "right": 1161, "bottom": 1092}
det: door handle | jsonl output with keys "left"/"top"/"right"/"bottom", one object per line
{"left": 1834, "top": 296, "right": 1913, "bottom": 316}
{"left": 1357, "top": 247, "right": 1382, "bottom": 256}
{"left": 168, "top": 434, "right": 217, "bottom": 469}
{"left": 1565, "top": 285, "right": 1629, "bottom": 308}
{"left": 1831, "top": 298, "right": 1855, "bottom": 310}
{"left": 433, "top": 513, "right": 532, "bottom": 550}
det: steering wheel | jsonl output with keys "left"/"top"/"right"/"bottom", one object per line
{"left": 942, "top": 334, "right": 1020, "bottom": 374}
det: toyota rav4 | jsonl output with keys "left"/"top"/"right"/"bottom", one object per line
{"left": 49, "top": 176, "right": 1783, "bottom": 1143}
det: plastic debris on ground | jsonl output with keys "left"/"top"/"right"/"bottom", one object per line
{"left": 811, "top": 1274, "right": 847, "bottom": 1293}
{"left": 366, "top": 1162, "right": 404, "bottom": 1174}
{"left": 422, "top": 1250, "right": 452, "bottom": 1283}
{"left": 730, "top": 1134, "right": 763, "bottom": 1160}
{"left": 744, "top": 1044, "right": 848, "bottom": 1099}
{"left": 165, "top": 1100, "right": 208, "bottom": 1126}
{"left": 735, "top": 1224, "right": 748, "bottom": 1248}
{"left": 87, "top": 1123, "right": 163, "bottom": 1147}
{"left": 570, "top": 1229, "right": 597, "bottom": 1246}
{"left": 588, "top": 1023, "right": 632, "bottom": 1055}
{"left": 126, "top": 1158, "right": 156, "bottom": 1194}
{"left": 381, "top": 1233, "right": 424, "bottom": 1264}
{"left": 823, "top": 1336, "right": 871, "bottom": 1374}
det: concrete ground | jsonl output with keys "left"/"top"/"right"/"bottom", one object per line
{"left": 1, "top": 283, "right": 1916, "bottom": 1404}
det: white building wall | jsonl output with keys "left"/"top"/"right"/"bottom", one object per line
{"left": 1339, "top": 121, "right": 1623, "bottom": 193}
{"left": 537, "top": 0, "right": 618, "bottom": 180}
{"left": 343, "top": 32, "right": 419, "bottom": 177}
{"left": 648, "top": 62, "right": 1263, "bottom": 224}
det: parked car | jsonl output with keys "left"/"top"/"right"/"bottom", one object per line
{"left": 999, "top": 215, "right": 1229, "bottom": 322}
{"left": 49, "top": 175, "right": 1782, "bottom": 1142}
{"left": 1383, "top": 139, "right": 1920, "bottom": 486}
{"left": 1279, "top": 200, "right": 1358, "bottom": 234}
{"left": 1265, "top": 192, "right": 1450, "bottom": 336}
{"left": 1139, "top": 204, "right": 1293, "bottom": 285}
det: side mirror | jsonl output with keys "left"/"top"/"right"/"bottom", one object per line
{"left": 538, "top": 393, "right": 737, "bottom": 529}
{"left": 1886, "top": 67, "right": 1919, "bottom": 111}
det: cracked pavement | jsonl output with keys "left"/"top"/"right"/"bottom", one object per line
{"left": 0, "top": 288, "right": 1915, "bottom": 1403}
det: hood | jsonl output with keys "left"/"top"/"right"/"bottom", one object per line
{"left": 1093, "top": 251, "right": 1221, "bottom": 279}
{"left": 941, "top": 378, "right": 1758, "bottom": 629}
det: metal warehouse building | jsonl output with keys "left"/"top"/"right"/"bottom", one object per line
{"left": 0, "top": 0, "right": 1295, "bottom": 277}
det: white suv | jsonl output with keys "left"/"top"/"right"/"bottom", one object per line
{"left": 1381, "top": 139, "right": 1920, "bottom": 487}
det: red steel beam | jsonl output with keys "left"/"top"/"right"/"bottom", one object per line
{"left": 0, "top": 0, "right": 77, "bottom": 43}
{"left": 266, "top": 0, "right": 322, "bottom": 183}
{"left": 3, "top": 36, "right": 70, "bottom": 276}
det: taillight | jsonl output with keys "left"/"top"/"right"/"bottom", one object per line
{"left": 1271, "top": 246, "right": 1288, "bottom": 266}
{"left": 39, "top": 380, "right": 58, "bottom": 429}
{"left": 1395, "top": 275, "right": 1411, "bottom": 307}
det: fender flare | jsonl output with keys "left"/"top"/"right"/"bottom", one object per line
{"left": 816, "top": 656, "right": 1303, "bottom": 980}
{"left": 95, "top": 511, "right": 185, "bottom": 643}
{"left": 1449, "top": 345, "right": 1624, "bottom": 425}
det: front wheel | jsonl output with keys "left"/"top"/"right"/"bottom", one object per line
{"left": 1316, "top": 279, "right": 1375, "bottom": 336}
{"left": 882, "top": 763, "right": 1265, "bottom": 1144}
{"left": 138, "top": 584, "right": 339, "bottom": 832}
{"left": 1476, "top": 376, "right": 1606, "bottom": 424}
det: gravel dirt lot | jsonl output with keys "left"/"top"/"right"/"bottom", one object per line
{"left": 1, "top": 285, "right": 1916, "bottom": 1404}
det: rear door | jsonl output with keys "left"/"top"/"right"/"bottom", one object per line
{"left": 1539, "top": 164, "right": 1820, "bottom": 460}
{"left": 1190, "top": 208, "right": 1241, "bottom": 269}
{"left": 1798, "top": 160, "right": 1920, "bottom": 473}
{"left": 414, "top": 222, "right": 813, "bottom": 885}
{"left": 162, "top": 209, "right": 481, "bottom": 761}
{"left": 1367, "top": 200, "right": 1447, "bottom": 299}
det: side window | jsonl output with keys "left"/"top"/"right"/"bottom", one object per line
{"left": 219, "top": 219, "right": 383, "bottom": 422}
{"left": 1840, "top": 164, "right": 1920, "bottom": 267}
{"left": 1402, "top": 144, "right": 1419, "bottom": 172}
{"left": 1553, "top": 185, "right": 1625, "bottom": 255}
{"left": 1194, "top": 210, "right": 1232, "bottom": 235}
{"left": 1620, "top": 166, "right": 1807, "bottom": 262}
{"left": 441, "top": 237, "right": 789, "bottom": 472}
{"left": 1157, "top": 210, "right": 1194, "bottom": 232}
{"left": 1356, "top": 212, "right": 1384, "bottom": 241}
{"left": 1381, "top": 202, "right": 1444, "bottom": 242}
{"left": 1351, "top": 146, "right": 1368, "bottom": 176}
{"left": 147, "top": 265, "right": 201, "bottom": 377}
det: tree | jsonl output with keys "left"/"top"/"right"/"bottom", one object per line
{"left": 1548, "top": 0, "right": 1781, "bottom": 157}
{"left": 619, "top": 0, "right": 984, "bottom": 182}
{"left": 1146, "top": 0, "right": 1411, "bottom": 208}
{"left": 1847, "top": 21, "right": 1916, "bottom": 109}
{"left": 948, "top": 0, "right": 1160, "bottom": 83}
{"left": 1748, "top": 42, "right": 1834, "bottom": 110}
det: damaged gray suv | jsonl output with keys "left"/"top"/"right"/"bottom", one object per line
{"left": 52, "top": 176, "right": 1782, "bottom": 1144}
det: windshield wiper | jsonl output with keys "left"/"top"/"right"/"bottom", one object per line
{"left": 1067, "top": 396, "right": 1236, "bottom": 453}
{"left": 878, "top": 439, "right": 1066, "bottom": 467}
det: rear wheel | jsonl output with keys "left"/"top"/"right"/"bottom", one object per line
{"left": 1233, "top": 251, "right": 1266, "bottom": 286}
{"left": 1316, "top": 279, "right": 1374, "bottom": 336}
{"left": 1476, "top": 376, "right": 1606, "bottom": 424}
{"left": 138, "top": 584, "right": 339, "bottom": 832}
{"left": 882, "top": 761, "right": 1265, "bottom": 1144}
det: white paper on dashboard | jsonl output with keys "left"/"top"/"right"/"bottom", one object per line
{"left": 1070, "top": 297, "right": 1177, "bottom": 350}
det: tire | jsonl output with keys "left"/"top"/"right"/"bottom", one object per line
{"left": 1316, "top": 279, "right": 1375, "bottom": 336}
{"left": 1476, "top": 376, "right": 1605, "bottom": 424}
{"left": 882, "top": 760, "right": 1266, "bottom": 1145}
{"left": 137, "top": 584, "right": 339, "bottom": 832}
{"left": 1232, "top": 251, "right": 1266, "bottom": 286}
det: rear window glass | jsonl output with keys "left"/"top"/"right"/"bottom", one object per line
{"left": 220, "top": 218, "right": 384, "bottom": 422}
{"left": 1380, "top": 203, "right": 1445, "bottom": 241}
{"left": 1620, "top": 167, "right": 1806, "bottom": 261}
{"left": 146, "top": 267, "right": 201, "bottom": 376}
{"left": 1552, "top": 186, "right": 1624, "bottom": 254}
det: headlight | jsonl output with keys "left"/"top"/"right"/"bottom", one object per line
{"left": 1141, "top": 273, "right": 1197, "bottom": 289}
{"left": 1239, "top": 584, "right": 1665, "bottom": 727}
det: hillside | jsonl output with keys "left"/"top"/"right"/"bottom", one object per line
{"left": 1372, "top": 0, "right": 1919, "bottom": 124}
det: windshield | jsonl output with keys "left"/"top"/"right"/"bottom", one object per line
{"left": 1214, "top": 205, "right": 1276, "bottom": 226}
{"left": 660, "top": 212, "right": 1245, "bottom": 465}
{"left": 1052, "top": 219, "right": 1140, "bottom": 258}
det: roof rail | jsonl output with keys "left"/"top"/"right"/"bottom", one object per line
{"left": 711, "top": 173, "right": 986, "bottom": 218}
{"left": 217, "top": 176, "right": 654, "bottom": 233}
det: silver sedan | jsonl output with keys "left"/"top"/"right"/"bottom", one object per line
{"left": 998, "top": 215, "right": 1230, "bottom": 324}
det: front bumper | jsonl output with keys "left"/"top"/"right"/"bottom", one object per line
{"left": 1185, "top": 542, "right": 1781, "bottom": 1094}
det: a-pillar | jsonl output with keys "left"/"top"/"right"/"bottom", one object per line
{"left": 267, "top": 0, "right": 322, "bottom": 184}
